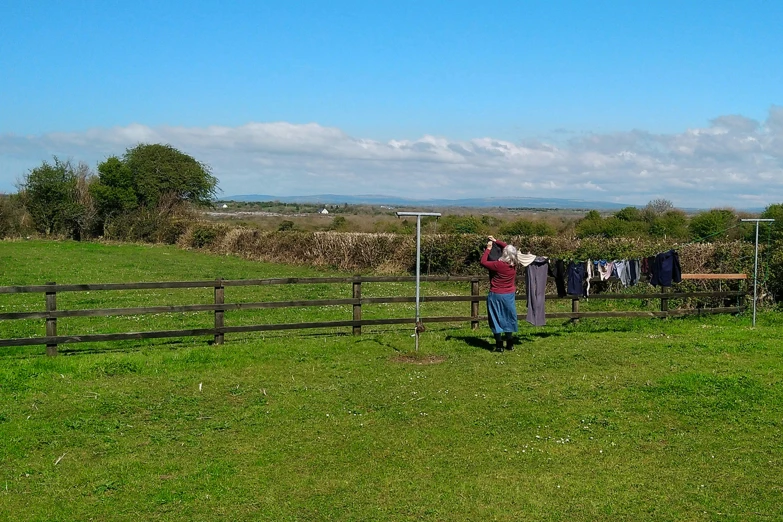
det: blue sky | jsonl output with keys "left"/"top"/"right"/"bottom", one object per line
{"left": 1, "top": 0, "right": 782, "bottom": 208}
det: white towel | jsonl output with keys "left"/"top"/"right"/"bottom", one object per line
{"left": 516, "top": 252, "right": 537, "bottom": 267}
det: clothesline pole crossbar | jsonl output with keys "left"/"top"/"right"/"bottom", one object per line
{"left": 396, "top": 211, "right": 442, "bottom": 350}
{"left": 740, "top": 218, "right": 774, "bottom": 327}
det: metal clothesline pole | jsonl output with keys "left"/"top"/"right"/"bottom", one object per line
{"left": 396, "top": 211, "right": 441, "bottom": 350}
{"left": 740, "top": 218, "right": 774, "bottom": 327}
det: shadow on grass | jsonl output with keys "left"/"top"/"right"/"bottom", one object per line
{"left": 445, "top": 334, "right": 496, "bottom": 352}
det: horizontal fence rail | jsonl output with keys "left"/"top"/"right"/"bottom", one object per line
{"left": 0, "top": 274, "right": 748, "bottom": 354}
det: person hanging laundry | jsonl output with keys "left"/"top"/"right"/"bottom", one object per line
{"left": 481, "top": 236, "right": 518, "bottom": 352}
{"left": 651, "top": 250, "right": 682, "bottom": 287}
{"left": 526, "top": 257, "right": 548, "bottom": 326}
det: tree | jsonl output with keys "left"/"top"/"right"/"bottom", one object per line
{"left": 0, "top": 193, "right": 31, "bottom": 238}
{"left": 499, "top": 218, "right": 556, "bottom": 236}
{"left": 758, "top": 203, "right": 783, "bottom": 243}
{"left": 278, "top": 220, "right": 295, "bottom": 231}
{"left": 648, "top": 209, "right": 689, "bottom": 239}
{"left": 689, "top": 209, "right": 737, "bottom": 242}
{"left": 93, "top": 143, "right": 218, "bottom": 213}
{"left": 18, "top": 157, "right": 93, "bottom": 237}
{"left": 614, "top": 206, "right": 641, "bottom": 222}
{"left": 646, "top": 198, "right": 674, "bottom": 215}
{"left": 437, "top": 215, "right": 482, "bottom": 234}
{"left": 90, "top": 156, "right": 138, "bottom": 218}
{"left": 328, "top": 216, "right": 348, "bottom": 231}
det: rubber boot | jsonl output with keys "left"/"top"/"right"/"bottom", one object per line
{"left": 505, "top": 332, "right": 514, "bottom": 351}
{"left": 494, "top": 333, "right": 504, "bottom": 352}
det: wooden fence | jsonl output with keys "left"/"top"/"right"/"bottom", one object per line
{"left": 0, "top": 274, "right": 747, "bottom": 355}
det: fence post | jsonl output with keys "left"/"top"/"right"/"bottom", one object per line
{"left": 45, "top": 282, "right": 57, "bottom": 356}
{"left": 214, "top": 278, "right": 224, "bottom": 345}
{"left": 470, "top": 278, "right": 480, "bottom": 330}
{"left": 571, "top": 297, "right": 579, "bottom": 323}
{"left": 660, "top": 286, "right": 669, "bottom": 316}
{"left": 352, "top": 276, "right": 362, "bottom": 336}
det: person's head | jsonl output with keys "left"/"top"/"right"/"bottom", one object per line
{"left": 499, "top": 244, "right": 518, "bottom": 266}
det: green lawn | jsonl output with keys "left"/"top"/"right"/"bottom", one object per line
{"left": 1, "top": 240, "right": 781, "bottom": 521}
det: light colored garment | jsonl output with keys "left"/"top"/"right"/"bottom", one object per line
{"left": 596, "top": 260, "right": 612, "bottom": 281}
{"left": 614, "top": 260, "right": 628, "bottom": 287}
{"left": 586, "top": 259, "right": 592, "bottom": 296}
{"left": 516, "top": 252, "right": 537, "bottom": 267}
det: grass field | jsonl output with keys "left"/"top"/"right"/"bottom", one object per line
{"left": 1, "top": 240, "right": 782, "bottom": 521}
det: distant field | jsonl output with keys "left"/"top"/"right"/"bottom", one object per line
{"left": 1, "top": 240, "right": 782, "bottom": 521}
{"left": 202, "top": 200, "right": 589, "bottom": 233}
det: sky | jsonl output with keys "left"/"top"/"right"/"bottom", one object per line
{"left": 1, "top": 0, "right": 782, "bottom": 209}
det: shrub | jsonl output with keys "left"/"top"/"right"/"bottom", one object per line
{"left": 0, "top": 194, "right": 32, "bottom": 238}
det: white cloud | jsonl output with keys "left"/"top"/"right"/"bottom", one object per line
{"left": 2, "top": 106, "right": 782, "bottom": 208}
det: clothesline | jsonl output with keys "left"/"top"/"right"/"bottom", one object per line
{"left": 519, "top": 249, "right": 683, "bottom": 329}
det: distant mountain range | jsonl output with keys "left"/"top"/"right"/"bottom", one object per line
{"left": 221, "top": 194, "right": 630, "bottom": 210}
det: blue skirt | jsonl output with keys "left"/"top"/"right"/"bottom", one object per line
{"left": 487, "top": 292, "right": 518, "bottom": 334}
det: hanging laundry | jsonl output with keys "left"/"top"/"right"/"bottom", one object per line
{"left": 526, "top": 257, "right": 549, "bottom": 326}
{"left": 621, "top": 260, "right": 634, "bottom": 287}
{"left": 549, "top": 259, "right": 567, "bottom": 298}
{"left": 567, "top": 261, "right": 586, "bottom": 296}
{"left": 651, "top": 250, "right": 682, "bottom": 287}
{"left": 605, "top": 261, "right": 615, "bottom": 280}
{"left": 586, "top": 259, "right": 593, "bottom": 297}
{"left": 486, "top": 242, "right": 504, "bottom": 261}
{"left": 643, "top": 256, "right": 655, "bottom": 280}
{"left": 595, "top": 260, "right": 612, "bottom": 281}
{"left": 516, "top": 252, "right": 538, "bottom": 267}
{"left": 614, "top": 260, "right": 628, "bottom": 286}
{"left": 629, "top": 259, "right": 641, "bottom": 286}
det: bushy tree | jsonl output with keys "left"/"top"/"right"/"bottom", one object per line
{"left": 649, "top": 210, "right": 689, "bottom": 239}
{"left": 124, "top": 143, "right": 218, "bottom": 207}
{"left": 92, "top": 144, "right": 218, "bottom": 214}
{"left": 689, "top": 209, "right": 738, "bottom": 242}
{"left": 90, "top": 144, "right": 218, "bottom": 240}
{"left": 437, "top": 215, "right": 482, "bottom": 234}
{"left": 614, "top": 206, "right": 642, "bottom": 222}
{"left": 758, "top": 203, "right": 783, "bottom": 243}
{"left": 500, "top": 218, "right": 556, "bottom": 236}
{"left": 90, "top": 156, "right": 137, "bottom": 219}
{"left": 0, "top": 193, "right": 31, "bottom": 238}
{"left": 18, "top": 157, "right": 94, "bottom": 238}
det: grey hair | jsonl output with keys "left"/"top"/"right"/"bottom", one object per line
{"left": 499, "top": 245, "right": 518, "bottom": 266}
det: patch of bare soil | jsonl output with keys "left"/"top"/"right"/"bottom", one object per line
{"left": 391, "top": 354, "right": 447, "bottom": 365}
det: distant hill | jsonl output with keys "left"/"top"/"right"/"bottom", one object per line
{"left": 222, "top": 194, "right": 630, "bottom": 210}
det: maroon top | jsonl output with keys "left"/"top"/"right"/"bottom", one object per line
{"left": 480, "top": 240, "right": 516, "bottom": 294}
